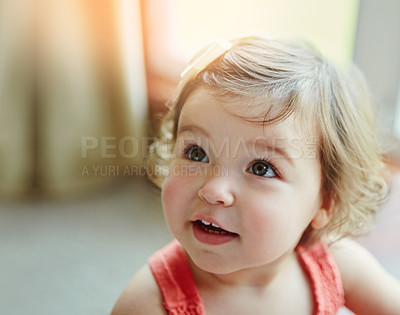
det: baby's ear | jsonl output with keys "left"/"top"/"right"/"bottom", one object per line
{"left": 311, "top": 194, "right": 334, "bottom": 230}
{"left": 311, "top": 209, "right": 330, "bottom": 229}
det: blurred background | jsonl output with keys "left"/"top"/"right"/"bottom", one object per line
{"left": 0, "top": 0, "right": 399, "bottom": 314}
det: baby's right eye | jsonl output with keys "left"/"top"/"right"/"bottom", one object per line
{"left": 184, "top": 145, "right": 209, "bottom": 163}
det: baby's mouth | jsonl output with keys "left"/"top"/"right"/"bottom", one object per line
{"left": 194, "top": 220, "right": 239, "bottom": 236}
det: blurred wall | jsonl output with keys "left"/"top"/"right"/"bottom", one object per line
{"left": 0, "top": 0, "right": 34, "bottom": 196}
{"left": 353, "top": 0, "right": 400, "bottom": 152}
{"left": 0, "top": 0, "right": 148, "bottom": 197}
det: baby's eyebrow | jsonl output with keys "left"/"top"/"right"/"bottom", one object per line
{"left": 250, "top": 139, "right": 295, "bottom": 166}
{"left": 177, "top": 124, "right": 210, "bottom": 137}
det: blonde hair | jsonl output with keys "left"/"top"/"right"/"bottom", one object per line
{"left": 147, "top": 36, "right": 387, "bottom": 243}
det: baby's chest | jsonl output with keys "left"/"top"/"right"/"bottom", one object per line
{"left": 201, "top": 283, "right": 314, "bottom": 315}
{"left": 204, "top": 296, "right": 313, "bottom": 315}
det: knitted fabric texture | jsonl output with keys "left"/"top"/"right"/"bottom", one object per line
{"left": 149, "top": 240, "right": 344, "bottom": 314}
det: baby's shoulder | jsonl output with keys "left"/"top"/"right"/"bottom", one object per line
{"left": 111, "top": 264, "right": 166, "bottom": 315}
{"left": 330, "top": 238, "right": 400, "bottom": 314}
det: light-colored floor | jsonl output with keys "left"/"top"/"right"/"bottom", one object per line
{"left": 0, "top": 177, "right": 172, "bottom": 315}
{"left": 0, "top": 174, "right": 399, "bottom": 315}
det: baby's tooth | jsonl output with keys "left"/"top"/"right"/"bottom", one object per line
{"left": 199, "top": 220, "right": 222, "bottom": 229}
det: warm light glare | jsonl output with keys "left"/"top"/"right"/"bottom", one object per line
{"left": 167, "top": 0, "right": 359, "bottom": 64}
{"left": 116, "top": 0, "right": 148, "bottom": 139}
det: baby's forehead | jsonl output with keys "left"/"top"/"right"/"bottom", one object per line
{"left": 203, "top": 89, "right": 318, "bottom": 139}
{"left": 180, "top": 87, "right": 318, "bottom": 146}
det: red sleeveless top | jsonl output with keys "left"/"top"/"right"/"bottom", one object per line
{"left": 149, "top": 240, "right": 344, "bottom": 315}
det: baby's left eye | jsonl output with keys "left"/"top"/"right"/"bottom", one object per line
{"left": 184, "top": 145, "right": 209, "bottom": 163}
{"left": 248, "top": 160, "right": 277, "bottom": 178}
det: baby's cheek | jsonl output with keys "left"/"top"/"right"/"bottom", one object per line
{"left": 161, "top": 177, "right": 178, "bottom": 229}
{"left": 161, "top": 175, "right": 179, "bottom": 211}
{"left": 245, "top": 198, "right": 291, "bottom": 238}
{"left": 161, "top": 174, "right": 192, "bottom": 238}
{"left": 161, "top": 171, "right": 193, "bottom": 211}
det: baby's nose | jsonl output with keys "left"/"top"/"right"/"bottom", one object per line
{"left": 197, "top": 176, "right": 235, "bottom": 207}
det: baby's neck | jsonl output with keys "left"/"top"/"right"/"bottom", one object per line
{"left": 187, "top": 249, "right": 313, "bottom": 315}
{"left": 187, "top": 248, "right": 297, "bottom": 290}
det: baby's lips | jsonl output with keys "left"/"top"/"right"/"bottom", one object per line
{"left": 192, "top": 215, "right": 238, "bottom": 235}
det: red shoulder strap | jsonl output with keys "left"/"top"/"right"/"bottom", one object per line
{"left": 297, "top": 242, "right": 345, "bottom": 315}
{"left": 149, "top": 240, "right": 205, "bottom": 314}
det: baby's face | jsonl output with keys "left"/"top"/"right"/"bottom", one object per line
{"left": 162, "top": 87, "right": 325, "bottom": 274}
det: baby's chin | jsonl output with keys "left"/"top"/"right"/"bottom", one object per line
{"left": 186, "top": 249, "right": 264, "bottom": 276}
{"left": 186, "top": 243, "right": 300, "bottom": 278}
{"left": 190, "top": 255, "right": 243, "bottom": 275}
